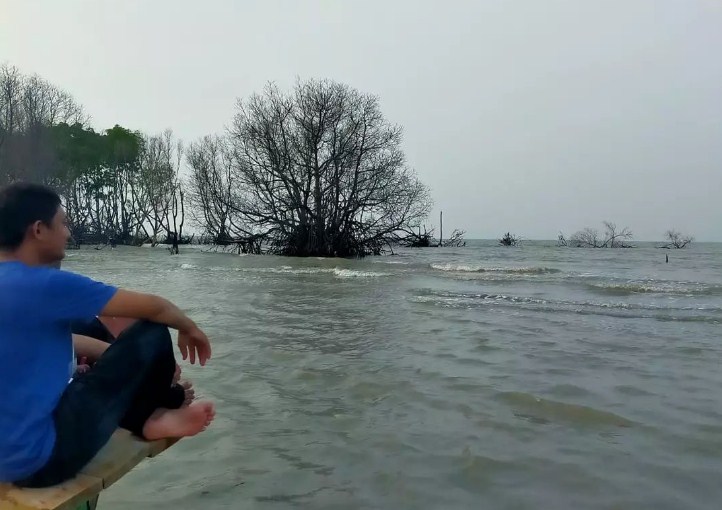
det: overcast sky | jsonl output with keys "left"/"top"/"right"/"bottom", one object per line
{"left": 1, "top": 0, "right": 720, "bottom": 240}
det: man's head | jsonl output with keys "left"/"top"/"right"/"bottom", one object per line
{"left": 0, "top": 182, "right": 70, "bottom": 264}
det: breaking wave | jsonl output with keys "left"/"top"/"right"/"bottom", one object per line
{"left": 333, "top": 268, "right": 389, "bottom": 279}
{"left": 586, "top": 280, "right": 722, "bottom": 296}
{"left": 197, "top": 265, "right": 390, "bottom": 278}
{"left": 411, "top": 289, "right": 722, "bottom": 324}
{"left": 430, "top": 263, "right": 561, "bottom": 275}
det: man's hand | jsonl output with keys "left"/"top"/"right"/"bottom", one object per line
{"left": 178, "top": 326, "right": 212, "bottom": 366}
{"left": 73, "top": 334, "right": 110, "bottom": 364}
{"left": 101, "top": 290, "right": 212, "bottom": 366}
{"left": 74, "top": 356, "right": 91, "bottom": 377}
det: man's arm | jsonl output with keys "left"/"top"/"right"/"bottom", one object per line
{"left": 101, "top": 290, "right": 195, "bottom": 330}
{"left": 100, "top": 289, "right": 211, "bottom": 365}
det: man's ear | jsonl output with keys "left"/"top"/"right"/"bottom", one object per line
{"left": 28, "top": 220, "right": 45, "bottom": 240}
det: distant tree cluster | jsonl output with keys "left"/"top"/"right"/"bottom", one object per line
{"left": 558, "top": 221, "right": 633, "bottom": 248}
{"left": 2, "top": 66, "right": 433, "bottom": 257}
{"left": 1, "top": 64, "right": 85, "bottom": 183}
{"left": 9, "top": 64, "right": 691, "bottom": 258}
{"left": 1, "top": 64, "right": 187, "bottom": 253}
{"left": 557, "top": 222, "right": 693, "bottom": 249}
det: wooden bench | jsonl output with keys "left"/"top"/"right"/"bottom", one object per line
{"left": 0, "top": 431, "right": 178, "bottom": 510}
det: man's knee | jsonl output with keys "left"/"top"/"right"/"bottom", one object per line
{"left": 134, "top": 320, "right": 170, "bottom": 339}
{"left": 124, "top": 320, "right": 172, "bottom": 357}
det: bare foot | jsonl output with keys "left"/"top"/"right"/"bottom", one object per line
{"left": 181, "top": 380, "right": 195, "bottom": 407}
{"left": 172, "top": 364, "right": 182, "bottom": 385}
{"left": 142, "top": 401, "right": 215, "bottom": 441}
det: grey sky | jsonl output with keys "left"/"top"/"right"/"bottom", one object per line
{"left": 2, "top": 0, "right": 720, "bottom": 240}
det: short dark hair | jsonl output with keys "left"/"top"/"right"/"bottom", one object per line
{"left": 0, "top": 182, "right": 62, "bottom": 249}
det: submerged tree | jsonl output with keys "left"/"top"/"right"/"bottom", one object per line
{"left": 399, "top": 225, "right": 434, "bottom": 247}
{"left": 442, "top": 229, "right": 466, "bottom": 247}
{"left": 564, "top": 221, "right": 634, "bottom": 248}
{"left": 499, "top": 232, "right": 521, "bottom": 246}
{"left": 132, "top": 130, "right": 186, "bottom": 252}
{"left": 661, "top": 230, "right": 693, "bottom": 249}
{"left": 186, "top": 135, "right": 241, "bottom": 246}
{"left": 569, "top": 227, "right": 602, "bottom": 248}
{"left": 189, "top": 79, "right": 431, "bottom": 257}
{"left": 601, "top": 221, "right": 633, "bottom": 248}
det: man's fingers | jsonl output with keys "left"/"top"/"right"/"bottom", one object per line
{"left": 201, "top": 342, "right": 211, "bottom": 366}
{"left": 179, "top": 331, "right": 211, "bottom": 366}
{"left": 179, "top": 337, "right": 188, "bottom": 361}
{"left": 199, "top": 346, "right": 210, "bottom": 366}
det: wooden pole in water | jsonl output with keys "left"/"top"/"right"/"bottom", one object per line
{"left": 439, "top": 210, "right": 443, "bottom": 247}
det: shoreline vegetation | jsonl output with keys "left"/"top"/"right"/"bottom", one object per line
{"left": 1, "top": 64, "right": 693, "bottom": 257}
{"left": 1, "top": 64, "right": 436, "bottom": 257}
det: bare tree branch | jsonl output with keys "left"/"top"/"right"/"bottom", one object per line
{"left": 661, "top": 229, "right": 693, "bottom": 249}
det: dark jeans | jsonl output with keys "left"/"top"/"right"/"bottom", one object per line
{"left": 70, "top": 317, "right": 114, "bottom": 343}
{"left": 16, "top": 321, "right": 184, "bottom": 488}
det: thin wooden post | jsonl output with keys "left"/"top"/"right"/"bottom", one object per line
{"left": 439, "top": 211, "right": 443, "bottom": 247}
{"left": 75, "top": 494, "right": 99, "bottom": 510}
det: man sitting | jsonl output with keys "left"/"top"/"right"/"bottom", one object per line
{"left": 72, "top": 322, "right": 195, "bottom": 407}
{"left": 0, "top": 182, "right": 215, "bottom": 488}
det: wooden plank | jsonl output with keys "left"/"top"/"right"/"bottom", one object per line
{"left": 79, "top": 430, "right": 150, "bottom": 489}
{"left": 0, "top": 475, "right": 102, "bottom": 510}
{"left": 143, "top": 437, "right": 179, "bottom": 458}
{"left": 0, "top": 431, "right": 180, "bottom": 510}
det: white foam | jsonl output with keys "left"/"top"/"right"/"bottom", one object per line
{"left": 430, "top": 263, "right": 559, "bottom": 274}
{"left": 184, "top": 264, "right": 389, "bottom": 278}
{"left": 431, "top": 263, "right": 483, "bottom": 272}
{"left": 333, "top": 268, "right": 389, "bottom": 278}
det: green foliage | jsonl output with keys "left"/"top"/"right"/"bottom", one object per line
{"left": 6, "top": 116, "right": 178, "bottom": 246}
{"left": 104, "top": 125, "right": 142, "bottom": 170}
{"left": 50, "top": 123, "right": 105, "bottom": 182}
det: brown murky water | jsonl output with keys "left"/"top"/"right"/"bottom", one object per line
{"left": 63, "top": 241, "right": 722, "bottom": 509}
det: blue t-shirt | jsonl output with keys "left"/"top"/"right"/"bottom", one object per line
{"left": 0, "top": 261, "right": 117, "bottom": 482}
